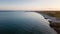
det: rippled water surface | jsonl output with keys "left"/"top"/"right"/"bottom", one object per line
{"left": 0, "top": 11, "right": 57, "bottom": 34}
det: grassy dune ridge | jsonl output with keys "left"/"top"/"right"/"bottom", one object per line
{"left": 35, "top": 11, "right": 60, "bottom": 18}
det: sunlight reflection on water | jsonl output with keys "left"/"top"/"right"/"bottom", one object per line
{"left": 0, "top": 11, "right": 57, "bottom": 34}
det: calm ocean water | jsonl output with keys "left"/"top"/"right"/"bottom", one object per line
{"left": 0, "top": 11, "right": 57, "bottom": 34}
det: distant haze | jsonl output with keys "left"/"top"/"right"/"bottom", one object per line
{"left": 0, "top": 0, "right": 60, "bottom": 10}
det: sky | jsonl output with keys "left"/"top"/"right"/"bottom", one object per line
{"left": 0, "top": 0, "right": 60, "bottom": 10}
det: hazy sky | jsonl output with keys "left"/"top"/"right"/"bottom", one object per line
{"left": 0, "top": 0, "right": 60, "bottom": 10}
